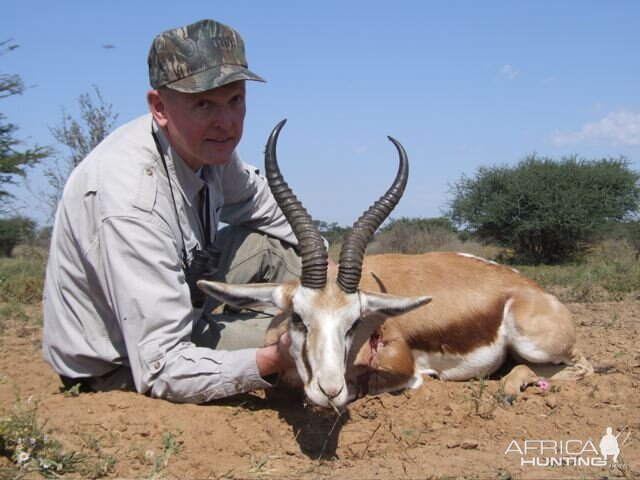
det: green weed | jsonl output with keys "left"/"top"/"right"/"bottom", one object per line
{"left": 0, "top": 390, "right": 116, "bottom": 479}
{"left": 518, "top": 240, "right": 640, "bottom": 302}
{"left": 0, "top": 255, "right": 46, "bottom": 304}
{"left": 465, "top": 375, "right": 503, "bottom": 420}
{"left": 0, "top": 394, "right": 84, "bottom": 478}
{"left": 146, "top": 429, "right": 183, "bottom": 480}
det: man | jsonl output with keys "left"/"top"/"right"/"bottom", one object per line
{"left": 42, "top": 19, "right": 302, "bottom": 403}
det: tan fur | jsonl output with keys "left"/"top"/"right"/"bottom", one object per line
{"left": 354, "top": 252, "right": 534, "bottom": 358}
{"left": 507, "top": 289, "right": 575, "bottom": 360}
{"left": 500, "top": 364, "right": 540, "bottom": 396}
{"left": 262, "top": 251, "right": 592, "bottom": 404}
{"left": 311, "top": 280, "right": 352, "bottom": 311}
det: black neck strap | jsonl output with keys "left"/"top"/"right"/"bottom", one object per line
{"left": 202, "top": 184, "right": 211, "bottom": 244}
{"left": 151, "top": 127, "right": 190, "bottom": 272}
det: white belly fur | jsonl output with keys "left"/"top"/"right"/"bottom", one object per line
{"left": 411, "top": 323, "right": 508, "bottom": 381}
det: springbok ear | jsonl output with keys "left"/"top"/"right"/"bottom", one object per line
{"left": 197, "top": 280, "right": 286, "bottom": 310}
{"left": 359, "top": 291, "right": 431, "bottom": 318}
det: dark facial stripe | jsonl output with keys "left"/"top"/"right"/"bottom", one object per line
{"left": 301, "top": 335, "right": 313, "bottom": 385}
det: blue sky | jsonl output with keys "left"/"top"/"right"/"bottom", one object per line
{"left": 2, "top": 1, "right": 639, "bottom": 226}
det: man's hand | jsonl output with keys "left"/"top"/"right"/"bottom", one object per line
{"left": 256, "top": 331, "right": 295, "bottom": 377}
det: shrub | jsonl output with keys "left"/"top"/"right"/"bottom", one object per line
{"left": 0, "top": 216, "right": 36, "bottom": 257}
{"left": 518, "top": 238, "right": 640, "bottom": 302}
{"left": 370, "top": 217, "right": 458, "bottom": 254}
{"left": 447, "top": 155, "right": 640, "bottom": 264}
{"left": 0, "top": 255, "right": 46, "bottom": 304}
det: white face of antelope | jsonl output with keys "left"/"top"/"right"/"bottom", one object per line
{"left": 287, "top": 283, "right": 362, "bottom": 410}
{"left": 198, "top": 278, "right": 431, "bottom": 411}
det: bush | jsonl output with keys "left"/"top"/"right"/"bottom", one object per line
{"left": 615, "top": 220, "right": 640, "bottom": 260}
{"left": 370, "top": 217, "right": 458, "bottom": 254}
{"left": 0, "top": 255, "right": 46, "bottom": 304}
{"left": 447, "top": 155, "right": 640, "bottom": 264}
{"left": 518, "top": 238, "right": 640, "bottom": 302}
{"left": 0, "top": 216, "right": 36, "bottom": 257}
{"left": 315, "top": 220, "right": 351, "bottom": 261}
{"left": 365, "top": 216, "right": 501, "bottom": 259}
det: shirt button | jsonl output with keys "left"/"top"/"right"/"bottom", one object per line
{"left": 145, "top": 166, "right": 153, "bottom": 176}
{"left": 153, "top": 361, "right": 161, "bottom": 370}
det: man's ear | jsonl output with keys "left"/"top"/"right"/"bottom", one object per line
{"left": 147, "top": 89, "right": 168, "bottom": 127}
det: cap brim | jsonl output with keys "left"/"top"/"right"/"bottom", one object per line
{"left": 165, "top": 64, "right": 265, "bottom": 93}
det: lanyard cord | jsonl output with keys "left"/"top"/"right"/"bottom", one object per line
{"left": 202, "top": 184, "right": 211, "bottom": 244}
{"left": 151, "top": 127, "right": 190, "bottom": 272}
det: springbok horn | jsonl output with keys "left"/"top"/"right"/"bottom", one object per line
{"left": 264, "top": 119, "right": 328, "bottom": 289}
{"left": 337, "top": 137, "right": 409, "bottom": 294}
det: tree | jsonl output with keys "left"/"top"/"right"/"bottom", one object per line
{"left": 0, "top": 215, "right": 36, "bottom": 257}
{"left": 0, "top": 40, "right": 50, "bottom": 216}
{"left": 447, "top": 155, "right": 640, "bottom": 264}
{"left": 314, "top": 220, "right": 351, "bottom": 246}
{"left": 43, "top": 85, "right": 118, "bottom": 221}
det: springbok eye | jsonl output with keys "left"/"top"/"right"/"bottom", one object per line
{"left": 290, "top": 313, "right": 307, "bottom": 331}
{"left": 347, "top": 318, "right": 362, "bottom": 336}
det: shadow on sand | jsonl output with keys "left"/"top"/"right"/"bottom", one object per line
{"left": 212, "top": 388, "right": 349, "bottom": 460}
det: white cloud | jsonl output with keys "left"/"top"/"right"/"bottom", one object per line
{"left": 500, "top": 64, "right": 519, "bottom": 80}
{"left": 552, "top": 111, "right": 640, "bottom": 146}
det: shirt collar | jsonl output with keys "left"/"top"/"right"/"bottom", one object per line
{"left": 152, "top": 119, "right": 205, "bottom": 206}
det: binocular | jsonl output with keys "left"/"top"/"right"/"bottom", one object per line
{"left": 185, "top": 245, "right": 222, "bottom": 308}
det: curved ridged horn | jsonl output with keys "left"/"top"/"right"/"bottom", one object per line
{"left": 337, "top": 137, "right": 409, "bottom": 294}
{"left": 265, "top": 120, "right": 328, "bottom": 289}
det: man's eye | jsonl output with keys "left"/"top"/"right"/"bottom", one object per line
{"left": 230, "top": 94, "right": 244, "bottom": 105}
{"left": 195, "top": 100, "right": 209, "bottom": 109}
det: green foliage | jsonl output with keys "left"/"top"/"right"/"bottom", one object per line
{"left": 0, "top": 394, "right": 84, "bottom": 478}
{"left": 0, "top": 253, "right": 46, "bottom": 303}
{"left": 0, "top": 40, "right": 51, "bottom": 214}
{"left": 314, "top": 220, "right": 351, "bottom": 245}
{"left": 0, "top": 216, "right": 35, "bottom": 257}
{"left": 147, "top": 429, "right": 183, "bottom": 479}
{"left": 314, "top": 220, "right": 351, "bottom": 260}
{"left": 448, "top": 155, "right": 640, "bottom": 264}
{"left": 612, "top": 220, "right": 640, "bottom": 260}
{"left": 518, "top": 239, "right": 640, "bottom": 302}
{"left": 380, "top": 216, "right": 457, "bottom": 234}
{"left": 0, "top": 391, "right": 116, "bottom": 479}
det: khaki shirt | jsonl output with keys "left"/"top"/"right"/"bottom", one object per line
{"left": 42, "top": 113, "right": 297, "bottom": 403}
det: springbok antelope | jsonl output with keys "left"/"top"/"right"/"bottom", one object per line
{"left": 198, "top": 120, "right": 593, "bottom": 411}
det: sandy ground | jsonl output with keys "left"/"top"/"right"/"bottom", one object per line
{"left": 1, "top": 301, "right": 639, "bottom": 479}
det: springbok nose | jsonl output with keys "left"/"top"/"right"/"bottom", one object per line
{"left": 318, "top": 382, "right": 344, "bottom": 400}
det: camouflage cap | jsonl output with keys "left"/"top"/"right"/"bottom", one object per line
{"left": 148, "top": 19, "right": 265, "bottom": 92}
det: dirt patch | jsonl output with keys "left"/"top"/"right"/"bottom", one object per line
{"left": 1, "top": 301, "right": 639, "bottom": 479}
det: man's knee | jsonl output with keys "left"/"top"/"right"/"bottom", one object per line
{"left": 214, "top": 225, "right": 301, "bottom": 284}
{"left": 193, "top": 310, "right": 274, "bottom": 350}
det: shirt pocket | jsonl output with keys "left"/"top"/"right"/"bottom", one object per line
{"left": 139, "top": 339, "right": 166, "bottom": 381}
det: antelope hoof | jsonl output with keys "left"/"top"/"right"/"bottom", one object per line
{"left": 500, "top": 365, "right": 540, "bottom": 400}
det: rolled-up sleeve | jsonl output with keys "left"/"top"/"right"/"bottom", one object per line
{"left": 99, "top": 215, "right": 272, "bottom": 403}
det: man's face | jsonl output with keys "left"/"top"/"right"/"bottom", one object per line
{"left": 149, "top": 81, "right": 246, "bottom": 171}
